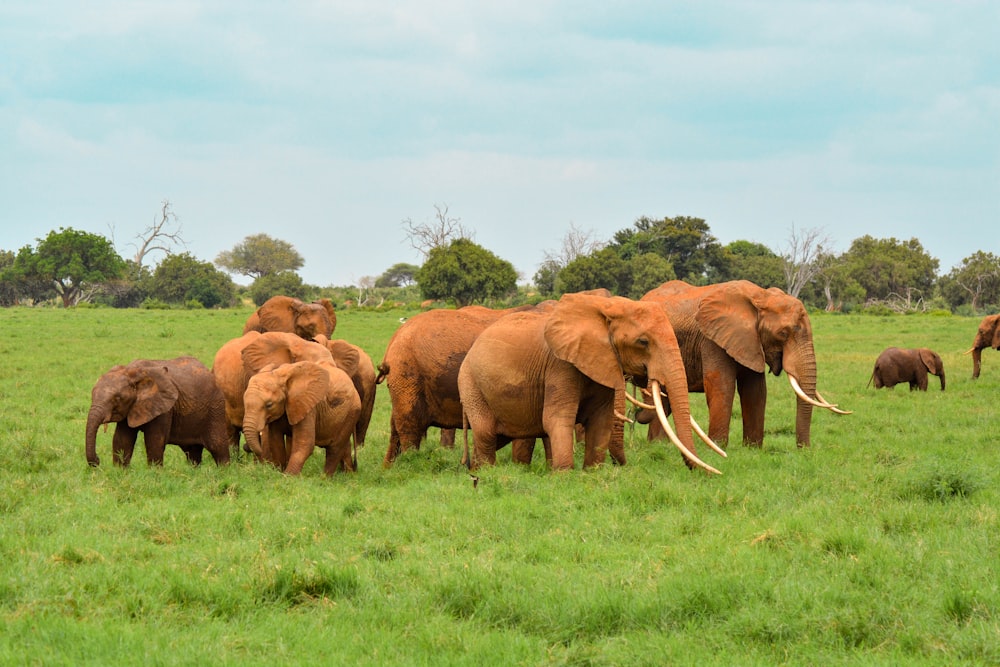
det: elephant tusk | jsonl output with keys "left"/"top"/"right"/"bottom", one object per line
{"left": 788, "top": 375, "right": 838, "bottom": 409}
{"left": 625, "top": 392, "right": 655, "bottom": 411}
{"left": 816, "top": 391, "right": 853, "bottom": 415}
{"left": 651, "top": 380, "right": 721, "bottom": 475}
{"left": 615, "top": 410, "right": 634, "bottom": 424}
{"left": 963, "top": 347, "right": 974, "bottom": 355}
{"left": 690, "top": 416, "right": 727, "bottom": 457}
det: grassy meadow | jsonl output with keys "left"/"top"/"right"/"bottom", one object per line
{"left": 0, "top": 305, "right": 998, "bottom": 665}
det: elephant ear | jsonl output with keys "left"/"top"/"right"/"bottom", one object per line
{"left": 127, "top": 365, "right": 179, "bottom": 427}
{"left": 258, "top": 297, "right": 297, "bottom": 331}
{"left": 241, "top": 335, "right": 296, "bottom": 374}
{"left": 696, "top": 283, "right": 766, "bottom": 373}
{"left": 918, "top": 349, "right": 938, "bottom": 373}
{"left": 993, "top": 315, "right": 1000, "bottom": 348}
{"left": 284, "top": 362, "right": 329, "bottom": 425}
{"left": 544, "top": 293, "right": 624, "bottom": 390}
{"left": 326, "top": 339, "right": 360, "bottom": 378}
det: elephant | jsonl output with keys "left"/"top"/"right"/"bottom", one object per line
{"left": 212, "top": 331, "right": 335, "bottom": 453}
{"left": 243, "top": 295, "right": 337, "bottom": 340}
{"left": 459, "top": 292, "right": 720, "bottom": 473}
{"left": 315, "top": 336, "right": 377, "bottom": 449}
{"left": 375, "top": 304, "right": 536, "bottom": 466}
{"left": 639, "top": 280, "right": 848, "bottom": 449}
{"left": 969, "top": 313, "right": 1000, "bottom": 379}
{"left": 85, "top": 356, "right": 230, "bottom": 467}
{"left": 242, "top": 360, "right": 361, "bottom": 475}
{"left": 869, "top": 347, "right": 945, "bottom": 391}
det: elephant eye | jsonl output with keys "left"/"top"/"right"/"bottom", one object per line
{"left": 636, "top": 337, "right": 649, "bottom": 348}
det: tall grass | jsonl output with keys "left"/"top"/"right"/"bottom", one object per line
{"left": 0, "top": 307, "right": 998, "bottom": 665}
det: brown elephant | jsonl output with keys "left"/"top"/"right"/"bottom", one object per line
{"left": 640, "top": 280, "right": 847, "bottom": 448}
{"left": 969, "top": 313, "right": 1000, "bottom": 379}
{"left": 243, "top": 295, "right": 336, "bottom": 340}
{"left": 212, "top": 331, "right": 334, "bottom": 453}
{"left": 869, "top": 347, "right": 945, "bottom": 391}
{"left": 459, "top": 293, "right": 720, "bottom": 473}
{"left": 85, "top": 356, "right": 230, "bottom": 467}
{"left": 315, "top": 336, "right": 377, "bottom": 449}
{"left": 242, "top": 360, "right": 361, "bottom": 475}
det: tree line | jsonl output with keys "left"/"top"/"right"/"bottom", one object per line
{"left": 1, "top": 203, "right": 997, "bottom": 314}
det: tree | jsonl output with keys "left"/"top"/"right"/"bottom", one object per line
{"left": 780, "top": 225, "right": 833, "bottom": 298}
{"left": 403, "top": 204, "right": 472, "bottom": 260}
{"left": 610, "top": 215, "right": 726, "bottom": 283}
{"left": 215, "top": 234, "right": 304, "bottom": 280}
{"left": 840, "top": 235, "right": 939, "bottom": 305}
{"left": 627, "top": 252, "right": 676, "bottom": 298}
{"left": 128, "top": 200, "right": 186, "bottom": 271}
{"left": 9, "top": 228, "right": 125, "bottom": 307}
{"left": 375, "top": 262, "right": 420, "bottom": 288}
{"left": 557, "top": 247, "right": 630, "bottom": 295}
{"left": 535, "top": 223, "right": 606, "bottom": 297}
{"left": 939, "top": 251, "right": 1000, "bottom": 312}
{"left": 149, "top": 252, "right": 236, "bottom": 308}
{"left": 249, "top": 271, "right": 306, "bottom": 306}
{"left": 0, "top": 249, "right": 18, "bottom": 306}
{"left": 721, "top": 240, "right": 784, "bottom": 288}
{"left": 415, "top": 238, "right": 517, "bottom": 307}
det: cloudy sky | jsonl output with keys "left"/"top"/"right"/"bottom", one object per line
{"left": 1, "top": 1, "right": 997, "bottom": 287}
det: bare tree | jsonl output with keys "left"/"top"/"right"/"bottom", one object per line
{"left": 543, "top": 222, "right": 606, "bottom": 267}
{"left": 780, "top": 225, "right": 832, "bottom": 298}
{"left": 402, "top": 204, "right": 473, "bottom": 259}
{"left": 131, "top": 200, "right": 186, "bottom": 270}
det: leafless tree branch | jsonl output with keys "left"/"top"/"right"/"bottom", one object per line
{"left": 402, "top": 204, "right": 472, "bottom": 259}
{"left": 543, "top": 222, "right": 606, "bottom": 267}
{"left": 780, "top": 225, "right": 833, "bottom": 298}
{"left": 131, "top": 200, "right": 186, "bottom": 269}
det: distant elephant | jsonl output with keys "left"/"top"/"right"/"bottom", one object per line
{"left": 459, "top": 293, "right": 720, "bottom": 473}
{"left": 212, "top": 331, "right": 334, "bottom": 453}
{"left": 640, "top": 280, "right": 848, "bottom": 448}
{"left": 869, "top": 347, "right": 945, "bottom": 391}
{"left": 85, "top": 356, "right": 230, "bottom": 467}
{"left": 242, "top": 360, "right": 361, "bottom": 475}
{"left": 375, "top": 304, "right": 535, "bottom": 466}
{"left": 243, "top": 295, "right": 336, "bottom": 340}
{"left": 969, "top": 313, "right": 1000, "bottom": 379}
{"left": 315, "top": 336, "right": 377, "bottom": 449}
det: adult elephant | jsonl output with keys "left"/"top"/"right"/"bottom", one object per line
{"left": 85, "top": 357, "right": 229, "bottom": 467}
{"left": 459, "top": 293, "right": 720, "bottom": 473}
{"left": 212, "top": 331, "right": 334, "bottom": 453}
{"left": 969, "top": 313, "right": 1000, "bottom": 379}
{"left": 315, "top": 336, "right": 378, "bottom": 449}
{"left": 640, "top": 280, "right": 848, "bottom": 448}
{"left": 243, "top": 295, "right": 336, "bottom": 340}
{"left": 375, "top": 304, "right": 535, "bottom": 466}
{"left": 243, "top": 360, "right": 361, "bottom": 475}
{"left": 869, "top": 347, "right": 945, "bottom": 391}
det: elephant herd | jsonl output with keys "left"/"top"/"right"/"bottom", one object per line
{"left": 868, "top": 313, "right": 1000, "bottom": 392}
{"left": 85, "top": 283, "right": 1000, "bottom": 477}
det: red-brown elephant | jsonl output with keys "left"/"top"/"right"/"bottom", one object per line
{"left": 640, "top": 280, "right": 848, "bottom": 448}
{"left": 243, "top": 295, "right": 336, "bottom": 340}
{"left": 969, "top": 313, "right": 1000, "bottom": 379}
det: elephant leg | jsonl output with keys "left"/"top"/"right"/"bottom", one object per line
{"left": 181, "top": 445, "right": 204, "bottom": 466}
{"left": 112, "top": 425, "right": 138, "bottom": 466}
{"left": 440, "top": 429, "right": 456, "bottom": 448}
{"left": 582, "top": 410, "right": 614, "bottom": 468}
{"left": 704, "top": 369, "right": 737, "bottom": 447}
{"left": 543, "top": 406, "right": 578, "bottom": 470}
{"left": 511, "top": 438, "right": 536, "bottom": 464}
{"left": 736, "top": 371, "right": 767, "bottom": 447}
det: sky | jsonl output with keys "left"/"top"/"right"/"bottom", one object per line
{"left": 1, "top": 1, "right": 998, "bottom": 287}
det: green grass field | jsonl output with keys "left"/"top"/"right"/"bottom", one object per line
{"left": 1, "top": 306, "right": 998, "bottom": 665}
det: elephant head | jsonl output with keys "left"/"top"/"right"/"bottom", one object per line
{"left": 545, "top": 293, "right": 714, "bottom": 472}
{"left": 242, "top": 362, "right": 330, "bottom": 462}
{"left": 696, "top": 281, "right": 841, "bottom": 446}
{"left": 245, "top": 295, "right": 336, "bottom": 340}
{"left": 918, "top": 348, "right": 946, "bottom": 390}
{"left": 970, "top": 313, "right": 1000, "bottom": 379}
{"left": 85, "top": 362, "right": 179, "bottom": 466}
{"left": 241, "top": 332, "right": 333, "bottom": 374}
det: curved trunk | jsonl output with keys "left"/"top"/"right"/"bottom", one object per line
{"left": 652, "top": 346, "right": 695, "bottom": 455}
{"left": 938, "top": 368, "right": 946, "bottom": 391}
{"left": 243, "top": 422, "right": 265, "bottom": 460}
{"left": 972, "top": 347, "right": 982, "bottom": 379}
{"left": 85, "top": 405, "right": 107, "bottom": 466}
{"left": 787, "top": 342, "right": 818, "bottom": 447}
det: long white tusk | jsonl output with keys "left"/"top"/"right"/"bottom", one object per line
{"left": 690, "top": 416, "right": 727, "bottom": 457}
{"left": 816, "top": 391, "right": 853, "bottom": 415}
{"left": 788, "top": 375, "right": 839, "bottom": 409}
{"left": 651, "top": 380, "right": 721, "bottom": 475}
{"left": 615, "top": 410, "right": 634, "bottom": 424}
{"left": 625, "top": 392, "right": 655, "bottom": 411}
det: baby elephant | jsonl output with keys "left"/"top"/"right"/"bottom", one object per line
{"left": 870, "top": 347, "right": 945, "bottom": 391}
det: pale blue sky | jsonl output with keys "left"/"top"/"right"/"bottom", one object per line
{"left": 1, "top": 1, "right": 997, "bottom": 286}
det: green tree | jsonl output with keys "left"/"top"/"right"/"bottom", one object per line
{"left": 215, "top": 234, "right": 304, "bottom": 280}
{"left": 532, "top": 259, "right": 562, "bottom": 297}
{"left": 250, "top": 271, "right": 307, "bottom": 306}
{"left": 720, "top": 240, "right": 784, "bottom": 288}
{"left": 415, "top": 238, "right": 517, "bottom": 307}
{"left": 150, "top": 253, "right": 236, "bottom": 308}
{"left": 610, "top": 215, "right": 726, "bottom": 283}
{"left": 627, "top": 252, "right": 676, "bottom": 298}
{"left": 840, "top": 236, "right": 939, "bottom": 304}
{"left": 0, "top": 249, "right": 18, "bottom": 306}
{"left": 939, "top": 251, "right": 1000, "bottom": 312}
{"left": 7, "top": 228, "right": 125, "bottom": 307}
{"left": 375, "top": 262, "right": 420, "bottom": 288}
{"left": 557, "top": 247, "right": 629, "bottom": 295}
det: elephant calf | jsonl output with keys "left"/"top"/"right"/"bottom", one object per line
{"left": 869, "top": 347, "right": 945, "bottom": 392}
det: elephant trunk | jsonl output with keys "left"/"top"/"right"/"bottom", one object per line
{"left": 938, "top": 367, "right": 946, "bottom": 391}
{"left": 972, "top": 347, "right": 982, "bottom": 379}
{"left": 787, "top": 343, "right": 818, "bottom": 447}
{"left": 242, "top": 419, "right": 266, "bottom": 461}
{"left": 85, "top": 405, "right": 107, "bottom": 466}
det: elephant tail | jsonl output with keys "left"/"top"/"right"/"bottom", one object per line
{"left": 375, "top": 362, "right": 389, "bottom": 385}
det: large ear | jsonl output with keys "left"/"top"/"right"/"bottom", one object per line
{"left": 696, "top": 283, "right": 766, "bottom": 372}
{"left": 258, "top": 297, "right": 296, "bottom": 331}
{"left": 544, "top": 294, "right": 624, "bottom": 390}
{"left": 992, "top": 315, "right": 1000, "bottom": 348}
{"left": 242, "top": 335, "right": 296, "bottom": 373}
{"left": 326, "top": 339, "right": 360, "bottom": 378}
{"left": 283, "top": 362, "right": 329, "bottom": 424}
{"left": 917, "top": 349, "right": 938, "bottom": 373}
{"left": 127, "top": 365, "right": 179, "bottom": 427}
